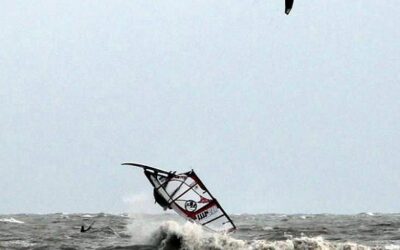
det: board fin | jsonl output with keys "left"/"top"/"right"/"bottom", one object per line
{"left": 285, "top": 0, "right": 294, "bottom": 15}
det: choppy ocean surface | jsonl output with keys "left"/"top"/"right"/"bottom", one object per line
{"left": 1, "top": 213, "right": 400, "bottom": 250}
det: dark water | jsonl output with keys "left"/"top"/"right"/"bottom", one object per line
{"left": 1, "top": 213, "right": 400, "bottom": 249}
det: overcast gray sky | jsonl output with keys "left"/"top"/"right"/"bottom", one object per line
{"left": 1, "top": 1, "right": 399, "bottom": 214}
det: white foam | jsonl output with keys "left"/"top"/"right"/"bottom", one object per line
{"left": 82, "top": 214, "right": 95, "bottom": 218}
{"left": 0, "top": 240, "right": 35, "bottom": 248}
{"left": 137, "top": 220, "right": 387, "bottom": 250}
{"left": 385, "top": 245, "right": 400, "bottom": 250}
{"left": 359, "top": 212, "right": 375, "bottom": 216}
{"left": 151, "top": 221, "right": 246, "bottom": 250}
{"left": 0, "top": 217, "right": 25, "bottom": 224}
{"left": 126, "top": 215, "right": 176, "bottom": 245}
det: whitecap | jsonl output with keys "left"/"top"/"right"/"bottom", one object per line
{"left": 359, "top": 212, "right": 375, "bottom": 216}
{"left": 0, "top": 218, "right": 24, "bottom": 224}
{"left": 144, "top": 221, "right": 374, "bottom": 250}
{"left": 385, "top": 244, "right": 400, "bottom": 250}
{"left": 82, "top": 214, "right": 95, "bottom": 218}
{"left": 0, "top": 240, "right": 35, "bottom": 248}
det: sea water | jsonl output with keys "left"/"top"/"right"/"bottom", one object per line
{"left": 1, "top": 213, "right": 400, "bottom": 249}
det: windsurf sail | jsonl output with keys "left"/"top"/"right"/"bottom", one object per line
{"left": 123, "top": 163, "right": 236, "bottom": 233}
{"left": 285, "top": 0, "right": 294, "bottom": 15}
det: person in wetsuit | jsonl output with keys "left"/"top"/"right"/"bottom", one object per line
{"left": 80, "top": 221, "right": 95, "bottom": 233}
{"left": 153, "top": 188, "right": 170, "bottom": 210}
{"left": 153, "top": 171, "right": 176, "bottom": 210}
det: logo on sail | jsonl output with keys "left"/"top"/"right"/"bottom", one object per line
{"left": 196, "top": 205, "right": 218, "bottom": 221}
{"left": 184, "top": 200, "right": 197, "bottom": 212}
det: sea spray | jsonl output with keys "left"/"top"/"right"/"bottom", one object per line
{"left": 126, "top": 214, "right": 163, "bottom": 244}
{"left": 150, "top": 220, "right": 246, "bottom": 250}
{"left": 146, "top": 220, "right": 379, "bottom": 250}
{"left": 126, "top": 213, "right": 184, "bottom": 245}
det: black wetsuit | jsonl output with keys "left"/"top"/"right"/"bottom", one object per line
{"left": 80, "top": 222, "right": 94, "bottom": 233}
{"left": 154, "top": 188, "right": 170, "bottom": 210}
{"left": 153, "top": 171, "right": 176, "bottom": 210}
{"left": 80, "top": 225, "right": 91, "bottom": 232}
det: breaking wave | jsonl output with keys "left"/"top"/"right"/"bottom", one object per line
{"left": 147, "top": 221, "right": 396, "bottom": 250}
{"left": 0, "top": 217, "right": 25, "bottom": 224}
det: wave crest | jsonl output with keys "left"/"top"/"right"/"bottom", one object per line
{"left": 0, "top": 217, "right": 24, "bottom": 224}
{"left": 147, "top": 221, "right": 381, "bottom": 250}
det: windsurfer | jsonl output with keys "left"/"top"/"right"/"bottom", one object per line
{"left": 80, "top": 221, "right": 95, "bottom": 233}
{"left": 123, "top": 162, "right": 237, "bottom": 233}
{"left": 153, "top": 171, "right": 176, "bottom": 210}
{"left": 153, "top": 188, "right": 170, "bottom": 210}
